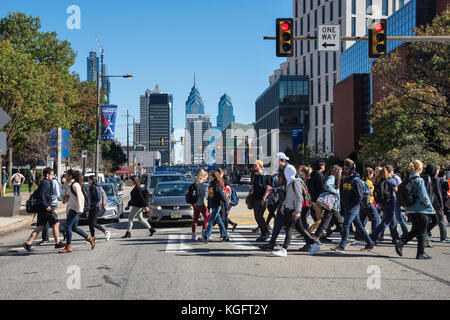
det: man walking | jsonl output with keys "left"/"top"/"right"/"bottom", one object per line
{"left": 331, "top": 159, "right": 374, "bottom": 252}
{"left": 22, "top": 168, "right": 64, "bottom": 252}
{"left": 40, "top": 174, "right": 63, "bottom": 245}
{"left": 27, "top": 171, "right": 35, "bottom": 193}
{"left": 1, "top": 169, "right": 8, "bottom": 197}
{"left": 10, "top": 169, "right": 25, "bottom": 196}
{"left": 307, "top": 161, "right": 326, "bottom": 233}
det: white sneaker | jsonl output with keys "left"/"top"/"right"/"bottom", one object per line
{"left": 308, "top": 243, "right": 321, "bottom": 255}
{"left": 191, "top": 235, "right": 198, "bottom": 241}
{"left": 105, "top": 231, "right": 111, "bottom": 242}
{"left": 272, "top": 247, "right": 287, "bottom": 257}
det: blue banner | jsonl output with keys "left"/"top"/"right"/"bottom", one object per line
{"left": 50, "top": 129, "right": 70, "bottom": 158}
{"left": 292, "top": 129, "right": 303, "bottom": 151}
{"left": 101, "top": 105, "right": 118, "bottom": 141}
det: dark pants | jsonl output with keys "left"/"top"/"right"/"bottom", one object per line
{"left": 371, "top": 203, "right": 400, "bottom": 242}
{"left": 427, "top": 205, "right": 447, "bottom": 240}
{"left": 266, "top": 204, "right": 277, "bottom": 226}
{"left": 314, "top": 209, "right": 344, "bottom": 238}
{"left": 13, "top": 185, "right": 20, "bottom": 196}
{"left": 28, "top": 183, "right": 34, "bottom": 193}
{"left": 42, "top": 205, "right": 60, "bottom": 241}
{"left": 65, "top": 209, "right": 89, "bottom": 244}
{"left": 340, "top": 205, "right": 374, "bottom": 248}
{"left": 355, "top": 203, "right": 381, "bottom": 239}
{"left": 300, "top": 206, "right": 311, "bottom": 230}
{"left": 402, "top": 213, "right": 430, "bottom": 256}
{"left": 88, "top": 207, "right": 106, "bottom": 237}
{"left": 253, "top": 199, "right": 269, "bottom": 235}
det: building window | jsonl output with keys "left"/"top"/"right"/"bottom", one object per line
{"left": 295, "top": 0, "right": 298, "bottom": 18}
{"left": 330, "top": 2, "right": 334, "bottom": 22}
{"left": 330, "top": 103, "right": 334, "bottom": 123}
{"left": 318, "top": 78, "right": 321, "bottom": 104}
{"left": 310, "top": 54, "right": 314, "bottom": 77}
{"left": 322, "top": 105, "right": 326, "bottom": 125}
{"left": 295, "top": 59, "right": 298, "bottom": 75}
{"left": 300, "top": 17, "right": 304, "bottom": 35}
{"left": 322, "top": 6, "right": 325, "bottom": 24}
{"left": 315, "top": 128, "right": 319, "bottom": 150}
{"left": 351, "top": 18, "right": 356, "bottom": 36}
{"left": 307, "top": 40, "right": 310, "bottom": 52}
{"left": 300, "top": 40, "right": 304, "bottom": 55}
{"left": 333, "top": 52, "right": 337, "bottom": 71}
{"left": 311, "top": 80, "right": 314, "bottom": 105}
{"left": 399, "top": 0, "right": 404, "bottom": 8}
{"left": 367, "top": 0, "right": 372, "bottom": 15}
{"left": 322, "top": 129, "right": 326, "bottom": 153}
{"left": 392, "top": 0, "right": 396, "bottom": 12}
{"left": 315, "top": 107, "right": 318, "bottom": 126}
{"left": 317, "top": 52, "right": 321, "bottom": 76}
{"left": 307, "top": 14, "right": 310, "bottom": 32}
{"left": 352, "top": 0, "right": 356, "bottom": 14}
{"left": 310, "top": 0, "right": 313, "bottom": 10}
{"left": 325, "top": 52, "right": 329, "bottom": 73}
{"left": 333, "top": 73, "right": 337, "bottom": 85}
{"left": 303, "top": 56, "right": 306, "bottom": 75}
{"left": 314, "top": 38, "right": 317, "bottom": 50}
{"left": 331, "top": 127, "right": 334, "bottom": 152}
{"left": 325, "top": 76, "right": 329, "bottom": 101}
{"left": 303, "top": 0, "right": 306, "bottom": 14}
{"left": 338, "top": 0, "right": 342, "bottom": 18}
{"left": 314, "top": 10, "right": 318, "bottom": 29}
{"left": 382, "top": 0, "right": 388, "bottom": 16}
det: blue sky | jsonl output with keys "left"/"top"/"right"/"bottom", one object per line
{"left": 1, "top": 0, "right": 291, "bottom": 152}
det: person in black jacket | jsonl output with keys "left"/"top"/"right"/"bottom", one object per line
{"left": 331, "top": 159, "right": 374, "bottom": 252}
{"left": 423, "top": 164, "right": 450, "bottom": 243}
{"left": 87, "top": 176, "right": 111, "bottom": 246}
{"left": 122, "top": 176, "right": 155, "bottom": 239}
{"left": 22, "top": 168, "right": 64, "bottom": 252}
{"left": 200, "top": 171, "right": 231, "bottom": 243}
{"left": 308, "top": 160, "right": 326, "bottom": 233}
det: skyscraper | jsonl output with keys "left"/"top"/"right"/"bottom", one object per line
{"left": 270, "top": 0, "right": 402, "bottom": 155}
{"left": 135, "top": 85, "right": 173, "bottom": 165}
{"left": 87, "top": 50, "right": 111, "bottom": 101}
{"left": 185, "top": 75, "right": 205, "bottom": 115}
{"left": 217, "top": 93, "right": 236, "bottom": 133}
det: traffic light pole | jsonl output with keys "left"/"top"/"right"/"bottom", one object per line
{"left": 264, "top": 35, "right": 450, "bottom": 42}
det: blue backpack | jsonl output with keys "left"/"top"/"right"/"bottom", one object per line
{"left": 229, "top": 187, "right": 239, "bottom": 207}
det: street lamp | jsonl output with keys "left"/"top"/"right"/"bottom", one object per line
{"left": 95, "top": 72, "right": 133, "bottom": 179}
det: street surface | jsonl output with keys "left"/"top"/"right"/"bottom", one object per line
{"left": 0, "top": 186, "right": 449, "bottom": 300}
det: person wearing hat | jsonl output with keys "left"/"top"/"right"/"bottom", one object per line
{"left": 249, "top": 160, "right": 273, "bottom": 242}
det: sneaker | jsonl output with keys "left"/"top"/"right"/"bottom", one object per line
{"left": 308, "top": 243, "right": 321, "bottom": 255}
{"left": 220, "top": 237, "right": 230, "bottom": 242}
{"left": 22, "top": 243, "right": 33, "bottom": 252}
{"left": 330, "top": 246, "right": 345, "bottom": 253}
{"left": 360, "top": 244, "right": 374, "bottom": 251}
{"left": 191, "top": 235, "right": 198, "bottom": 241}
{"left": 252, "top": 227, "right": 259, "bottom": 233}
{"left": 38, "top": 240, "right": 49, "bottom": 246}
{"left": 105, "top": 231, "right": 111, "bottom": 242}
{"left": 256, "top": 233, "right": 271, "bottom": 242}
{"left": 440, "top": 238, "right": 450, "bottom": 243}
{"left": 425, "top": 241, "right": 434, "bottom": 248}
{"left": 260, "top": 244, "right": 275, "bottom": 250}
{"left": 272, "top": 247, "right": 287, "bottom": 257}
{"left": 394, "top": 240, "right": 404, "bottom": 257}
{"left": 231, "top": 223, "right": 238, "bottom": 233}
{"left": 54, "top": 242, "right": 65, "bottom": 249}
{"left": 298, "top": 244, "right": 311, "bottom": 252}
{"left": 416, "top": 253, "right": 432, "bottom": 260}
{"left": 198, "top": 237, "right": 208, "bottom": 244}
{"left": 122, "top": 231, "right": 131, "bottom": 239}
{"left": 319, "top": 236, "right": 332, "bottom": 243}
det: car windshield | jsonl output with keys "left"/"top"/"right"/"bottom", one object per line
{"left": 154, "top": 184, "right": 190, "bottom": 197}
{"left": 100, "top": 185, "right": 115, "bottom": 197}
{"left": 149, "top": 175, "right": 187, "bottom": 188}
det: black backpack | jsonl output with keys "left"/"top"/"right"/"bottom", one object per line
{"left": 186, "top": 183, "right": 199, "bottom": 205}
{"left": 26, "top": 189, "right": 41, "bottom": 213}
{"left": 397, "top": 176, "right": 419, "bottom": 207}
{"left": 374, "top": 180, "right": 391, "bottom": 205}
{"left": 71, "top": 182, "right": 91, "bottom": 209}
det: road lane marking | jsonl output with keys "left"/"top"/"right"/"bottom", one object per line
{"left": 165, "top": 234, "right": 194, "bottom": 253}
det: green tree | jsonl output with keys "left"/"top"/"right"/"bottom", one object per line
{"left": 102, "top": 141, "right": 127, "bottom": 173}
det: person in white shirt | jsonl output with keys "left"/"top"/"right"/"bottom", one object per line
{"left": 10, "top": 169, "right": 25, "bottom": 196}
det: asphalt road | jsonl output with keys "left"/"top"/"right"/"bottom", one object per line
{"left": 0, "top": 185, "right": 449, "bottom": 300}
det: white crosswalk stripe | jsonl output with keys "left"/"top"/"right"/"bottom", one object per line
{"left": 165, "top": 234, "right": 194, "bottom": 253}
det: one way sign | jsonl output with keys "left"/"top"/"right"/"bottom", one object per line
{"left": 318, "top": 25, "right": 340, "bottom": 52}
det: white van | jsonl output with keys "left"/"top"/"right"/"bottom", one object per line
{"left": 83, "top": 172, "right": 105, "bottom": 183}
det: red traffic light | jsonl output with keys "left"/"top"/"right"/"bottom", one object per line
{"left": 281, "top": 22, "right": 291, "bottom": 32}
{"left": 375, "top": 23, "right": 384, "bottom": 32}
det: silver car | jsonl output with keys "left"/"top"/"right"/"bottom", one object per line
{"left": 149, "top": 181, "right": 199, "bottom": 224}
{"left": 80, "top": 183, "right": 124, "bottom": 223}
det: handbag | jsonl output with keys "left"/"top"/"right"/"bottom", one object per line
{"left": 246, "top": 192, "right": 254, "bottom": 210}
{"left": 316, "top": 192, "right": 336, "bottom": 211}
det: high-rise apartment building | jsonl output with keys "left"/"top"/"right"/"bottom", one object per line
{"left": 271, "top": 0, "right": 402, "bottom": 155}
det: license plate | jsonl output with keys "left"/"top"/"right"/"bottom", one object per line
{"left": 171, "top": 212, "right": 182, "bottom": 219}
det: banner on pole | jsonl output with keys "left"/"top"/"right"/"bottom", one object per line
{"left": 292, "top": 129, "right": 304, "bottom": 151}
{"left": 101, "top": 105, "right": 118, "bottom": 141}
{"left": 50, "top": 129, "right": 70, "bottom": 158}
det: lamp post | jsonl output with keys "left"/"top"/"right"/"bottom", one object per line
{"left": 95, "top": 72, "right": 133, "bottom": 180}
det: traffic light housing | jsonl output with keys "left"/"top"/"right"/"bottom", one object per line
{"left": 369, "top": 19, "right": 387, "bottom": 58}
{"left": 181, "top": 137, "right": 185, "bottom": 146}
{"left": 160, "top": 138, "right": 165, "bottom": 147}
{"left": 276, "top": 18, "right": 294, "bottom": 57}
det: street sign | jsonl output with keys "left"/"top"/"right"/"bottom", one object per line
{"left": 82, "top": 150, "right": 88, "bottom": 158}
{"left": 318, "top": 25, "right": 340, "bottom": 51}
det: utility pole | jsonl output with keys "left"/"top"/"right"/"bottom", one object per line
{"left": 127, "top": 110, "right": 130, "bottom": 169}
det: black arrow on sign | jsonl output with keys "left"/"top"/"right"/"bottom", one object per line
{"left": 322, "top": 43, "right": 336, "bottom": 48}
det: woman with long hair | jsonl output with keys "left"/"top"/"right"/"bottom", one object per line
{"left": 122, "top": 176, "right": 155, "bottom": 239}
{"left": 87, "top": 176, "right": 111, "bottom": 246}
{"left": 308, "top": 165, "right": 344, "bottom": 254}
{"left": 191, "top": 170, "right": 210, "bottom": 241}
{"left": 59, "top": 170, "right": 95, "bottom": 254}
{"left": 199, "top": 170, "right": 230, "bottom": 243}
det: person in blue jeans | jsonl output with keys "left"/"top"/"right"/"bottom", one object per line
{"left": 371, "top": 166, "right": 401, "bottom": 244}
{"left": 200, "top": 171, "right": 230, "bottom": 243}
{"left": 331, "top": 159, "right": 374, "bottom": 252}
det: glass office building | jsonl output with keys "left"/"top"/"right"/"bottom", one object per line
{"left": 340, "top": 0, "right": 437, "bottom": 81}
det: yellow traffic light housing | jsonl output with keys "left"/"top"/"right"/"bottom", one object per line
{"left": 369, "top": 19, "right": 387, "bottom": 58}
{"left": 276, "top": 18, "right": 294, "bottom": 57}
{"left": 160, "top": 138, "right": 165, "bottom": 147}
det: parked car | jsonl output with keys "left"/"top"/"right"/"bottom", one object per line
{"left": 240, "top": 175, "right": 251, "bottom": 185}
{"left": 106, "top": 177, "right": 124, "bottom": 191}
{"left": 83, "top": 172, "right": 105, "bottom": 183}
{"left": 79, "top": 183, "right": 124, "bottom": 223}
{"left": 149, "top": 181, "right": 199, "bottom": 225}
{"left": 140, "top": 172, "right": 188, "bottom": 196}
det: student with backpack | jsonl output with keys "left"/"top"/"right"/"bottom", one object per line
{"left": 122, "top": 176, "right": 155, "bottom": 239}
{"left": 188, "top": 170, "right": 210, "bottom": 241}
{"left": 10, "top": 169, "right": 25, "bottom": 196}
{"left": 22, "top": 168, "right": 64, "bottom": 252}
{"left": 40, "top": 175, "right": 64, "bottom": 245}
{"left": 370, "top": 166, "right": 401, "bottom": 244}
{"left": 394, "top": 160, "right": 436, "bottom": 259}
{"left": 87, "top": 176, "right": 111, "bottom": 246}
{"left": 221, "top": 175, "right": 238, "bottom": 232}
{"left": 59, "top": 169, "right": 95, "bottom": 254}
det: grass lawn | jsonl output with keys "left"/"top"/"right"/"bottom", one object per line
{"left": 5, "top": 184, "right": 38, "bottom": 195}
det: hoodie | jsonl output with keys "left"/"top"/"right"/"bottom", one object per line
{"left": 423, "top": 164, "right": 443, "bottom": 208}
{"left": 341, "top": 172, "right": 364, "bottom": 210}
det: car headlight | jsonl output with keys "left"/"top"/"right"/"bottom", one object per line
{"left": 152, "top": 205, "right": 162, "bottom": 210}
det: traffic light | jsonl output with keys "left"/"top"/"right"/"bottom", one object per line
{"left": 181, "top": 137, "right": 185, "bottom": 146}
{"left": 276, "top": 18, "right": 294, "bottom": 57}
{"left": 160, "top": 138, "right": 165, "bottom": 147}
{"left": 369, "top": 19, "right": 387, "bottom": 58}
